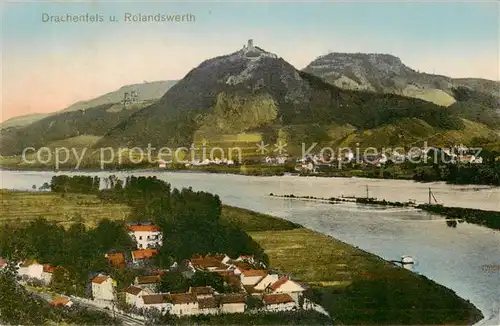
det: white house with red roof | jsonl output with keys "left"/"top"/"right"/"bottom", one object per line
{"left": 17, "top": 260, "right": 44, "bottom": 280}
{"left": 41, "top": 264, "right": 55, "bottom": 285}
{"left": 91, "top": 274, "right": 116, "bottom": 302}
{"left": 254, "top": 273, "right": 279, "bottom": 291}
{"left": 128, "top": 224, "right": 163, "bottom": 249}
{"left": 220, "top": 294, "right": 246, "bottom": 313}
{"left": 125, "top": 285, "right": 153, "bottom": 307}
{"left": 267, "top": 277, "right": 306, "bottom": 301}
{"left": 240, "top": 269, "right": 267, "bottom": 286}
{"left": 262, "top": 293, "right": 296, "bottom": 312}
{"left": 131, "top": 249, "right": 159, "bottom": 264}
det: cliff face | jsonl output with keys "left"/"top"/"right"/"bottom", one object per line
{"left": 303, "top": 52, "right": 499, "bottom": 108}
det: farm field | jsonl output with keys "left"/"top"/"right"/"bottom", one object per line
{"left": 0, "top": 190, "right": 131, "bottom": 227}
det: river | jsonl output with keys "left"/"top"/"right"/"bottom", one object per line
{"left": 1, "top": 170, "right": 499, "bottom": 325}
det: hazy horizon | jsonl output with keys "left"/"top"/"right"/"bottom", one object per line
{"left": 1, "top": 1, "right": 498, "bottom": 122}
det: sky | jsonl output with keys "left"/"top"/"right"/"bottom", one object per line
{"left": 1, "top": 0, "right": 499, "bottom": 122}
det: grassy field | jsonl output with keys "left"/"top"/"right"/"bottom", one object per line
{"left": 0, "top": 190, "right": 131, "bottom": 227}
{"left": 221, "top": 206, "right": 483, "bottom": 325}
{"left": 0, "top": 192, "right": 484, "bottom": 324}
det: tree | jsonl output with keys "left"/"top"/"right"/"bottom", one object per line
{"left": 189, "top": 271, "right": 225, "bottom": 293}
{"left": 157, "top": 270, "right": 188, "bottom": 293}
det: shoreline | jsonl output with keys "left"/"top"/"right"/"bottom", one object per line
{"left": 222, "top": 205, "right": 485, "bottom": 325}
{"left": 0, "top": 188, "right": 488, "bottom": 324}
{"left": 1, "top": 166, "right": 499, "bottom": 189}
{"left": 269, "top": 193, "right": 500, "bottom": 230}
{"left": 1, "top": 165, "right": 499, "bottom": 187}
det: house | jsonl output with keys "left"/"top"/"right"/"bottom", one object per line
{"left": 230, "top": 261, "right": 253, "bottom": 275}
{"left": 167, "top": 293, "right": 199, "bottom": 316}
{"left": 134, "top": 275, "right": 161, "bottom": 291}
{"left": 219, "top": 294, "right": 246, "bottom": 313}
{"left": 158, "top": 160, "right": 167, "bottom": 168}
{"left": 125, "top": 285, "right": 152, "bottom": 307}
{"left": 91, "top": 274, "right": 116, "bottom": 302}
{"left": 276, "top": 156, "right": 287, "bottom": 165}
{"left": 267, "top": 277, "right": 306, "bottom": 301}
{"left": 205, "top": 254, "right": 231, "bottom": 265}
{"left": 51, "top": 296, "right": 73, "bottom": 308}
{"left": 240, "top": 269, "right": 267, "bottom": 286}
{"left": 198, "top": 297, "right": 219, "bottom": 315}
{"left": 105, "top": 252, "right": 126, "bottom": 269}
{"left": 190, "top": 256, "right": 227, "bottom": 272}
{"left": 128, "top": 225, "right": 162, "bottom": 249}
{"left": 189, "top": 286, "right": 215, "bottom": 299}
{"left": 254, "top": 274, "right": 279, "bottom": 291}
{"left": 41, "top": 264, "right": 55, "bottom": 285}
{"left": 262, "top": 293, "right": 296, "bottom": 312}
{"left": 139, "top": 294, "right": 171, "bottom": 313}
{"left": 17, "top": 260, "right": 43, "bottom": 280}
{"left": 131, "top": 249, "right": 158, "bottom": 264}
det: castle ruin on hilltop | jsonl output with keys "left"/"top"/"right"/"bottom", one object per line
{"left": 241, "top": 39, "right": 278, "bottom": 59}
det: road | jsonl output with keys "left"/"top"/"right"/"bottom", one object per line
{"left": 23, "top": 284, "right": 144, "bottom": 326}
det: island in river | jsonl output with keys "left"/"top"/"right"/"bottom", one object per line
{"left": 0, "top": 183, "right": 484, "bottom": 325}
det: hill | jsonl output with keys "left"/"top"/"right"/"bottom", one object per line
{"left": 60, "top": 80, "right": 178, "bottom": 113}
{"left": 96, "top": 40, "right": 477, "bottom": 156}
{"left": 2, "top": 44, "right": 498, "bottom": 158}
{"left": 302, "top": 52, "right": 499, "bottom": 109}
{"left": 0, "top": 80, "right": 178, "bottom": 155}
{"left": 0, "top": 113, "right": 51, "bottom": 130}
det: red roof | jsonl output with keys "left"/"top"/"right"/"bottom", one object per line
{"left": 241, "top": 269, "right": 267, "bottom": 277}
{"left": 136, "top": 275, "right": 161, "bottom": 284}
{"left": 263, "top": 293, "right": 294, "bottom": 305}
{"left": 43, "top": 264, "right": 55, "bottom": 273}
{"left": 191, "top": 257, "right": 226, "bottom": 270}
{"left": 92, "top": 275, "right": 110, "bottom": 284}
{"left": 190, "top": 286, "right": 215, "bottom": 296}
{"left": 167, "top": 293, "right": 197, "bottom": 304}
{"left": 220, "top": 294, "right": 246, "bottom": 304}
{"left": 128, "top": 225, "right": 160, "bottom": 232}
{"left": 51, "top": 297, "right": 71, "bottom": 306}
{"left": 0, "top": 257, "right": 7, "bottom": 267}
{"left": 106, "top": 253, "right": 126, "bottom": 268}
{"left": 269, "top": 277, "right": 288, "bottom": 290}
{"left": 132, "top": 249, "right": 158, "bottom": 260}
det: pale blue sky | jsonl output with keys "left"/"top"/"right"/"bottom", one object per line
{"left": 1, "top": 1, "right": 499, "bottom": 121}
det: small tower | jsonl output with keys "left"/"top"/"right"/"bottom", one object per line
{"left": 248, "top": 39, "right": 254, "bottom": 49}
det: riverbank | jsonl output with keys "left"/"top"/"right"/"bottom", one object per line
{"left": 222, "top": 206, "right": 483, "bottom": 325}
{"left": 269, "top": 193, "right": 500, "bottom": 230}
{"left": 0, "top": 188, "right": 484, "bottom": 324}
{"left": 2, "top": 159, "right": 499, "bottom": 186}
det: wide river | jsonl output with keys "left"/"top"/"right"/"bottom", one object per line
{"left": 1, "top": 170, "right": 499, "bottom": 325}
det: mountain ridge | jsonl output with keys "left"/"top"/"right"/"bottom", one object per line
{"left": 302, "top": 52, "right": 499, "bottom": 107}
{"left": 2, "top": 43, "right": 498, "bottom": 157}
{"left": 0, "top": 80, "right": 178, "bottom": 131}
{"left": 94, "top": 40, "right": 496, "bottom": 156}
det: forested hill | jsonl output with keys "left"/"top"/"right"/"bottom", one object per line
{"left": 95, "top": 42, "right": 471, "bottom": 151}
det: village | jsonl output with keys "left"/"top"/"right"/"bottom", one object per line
{"left": 0, "top": 223, "right": 323, "bottom": 320}
{"left": 157, "top": 144, "right": 486, "bottom": 174}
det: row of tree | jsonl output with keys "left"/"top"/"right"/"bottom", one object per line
{"left": 0, "top": 218, "right": 135, "bottom": 296}
{"left": 97, "top": 175, "right": 268, "bottom": 265}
